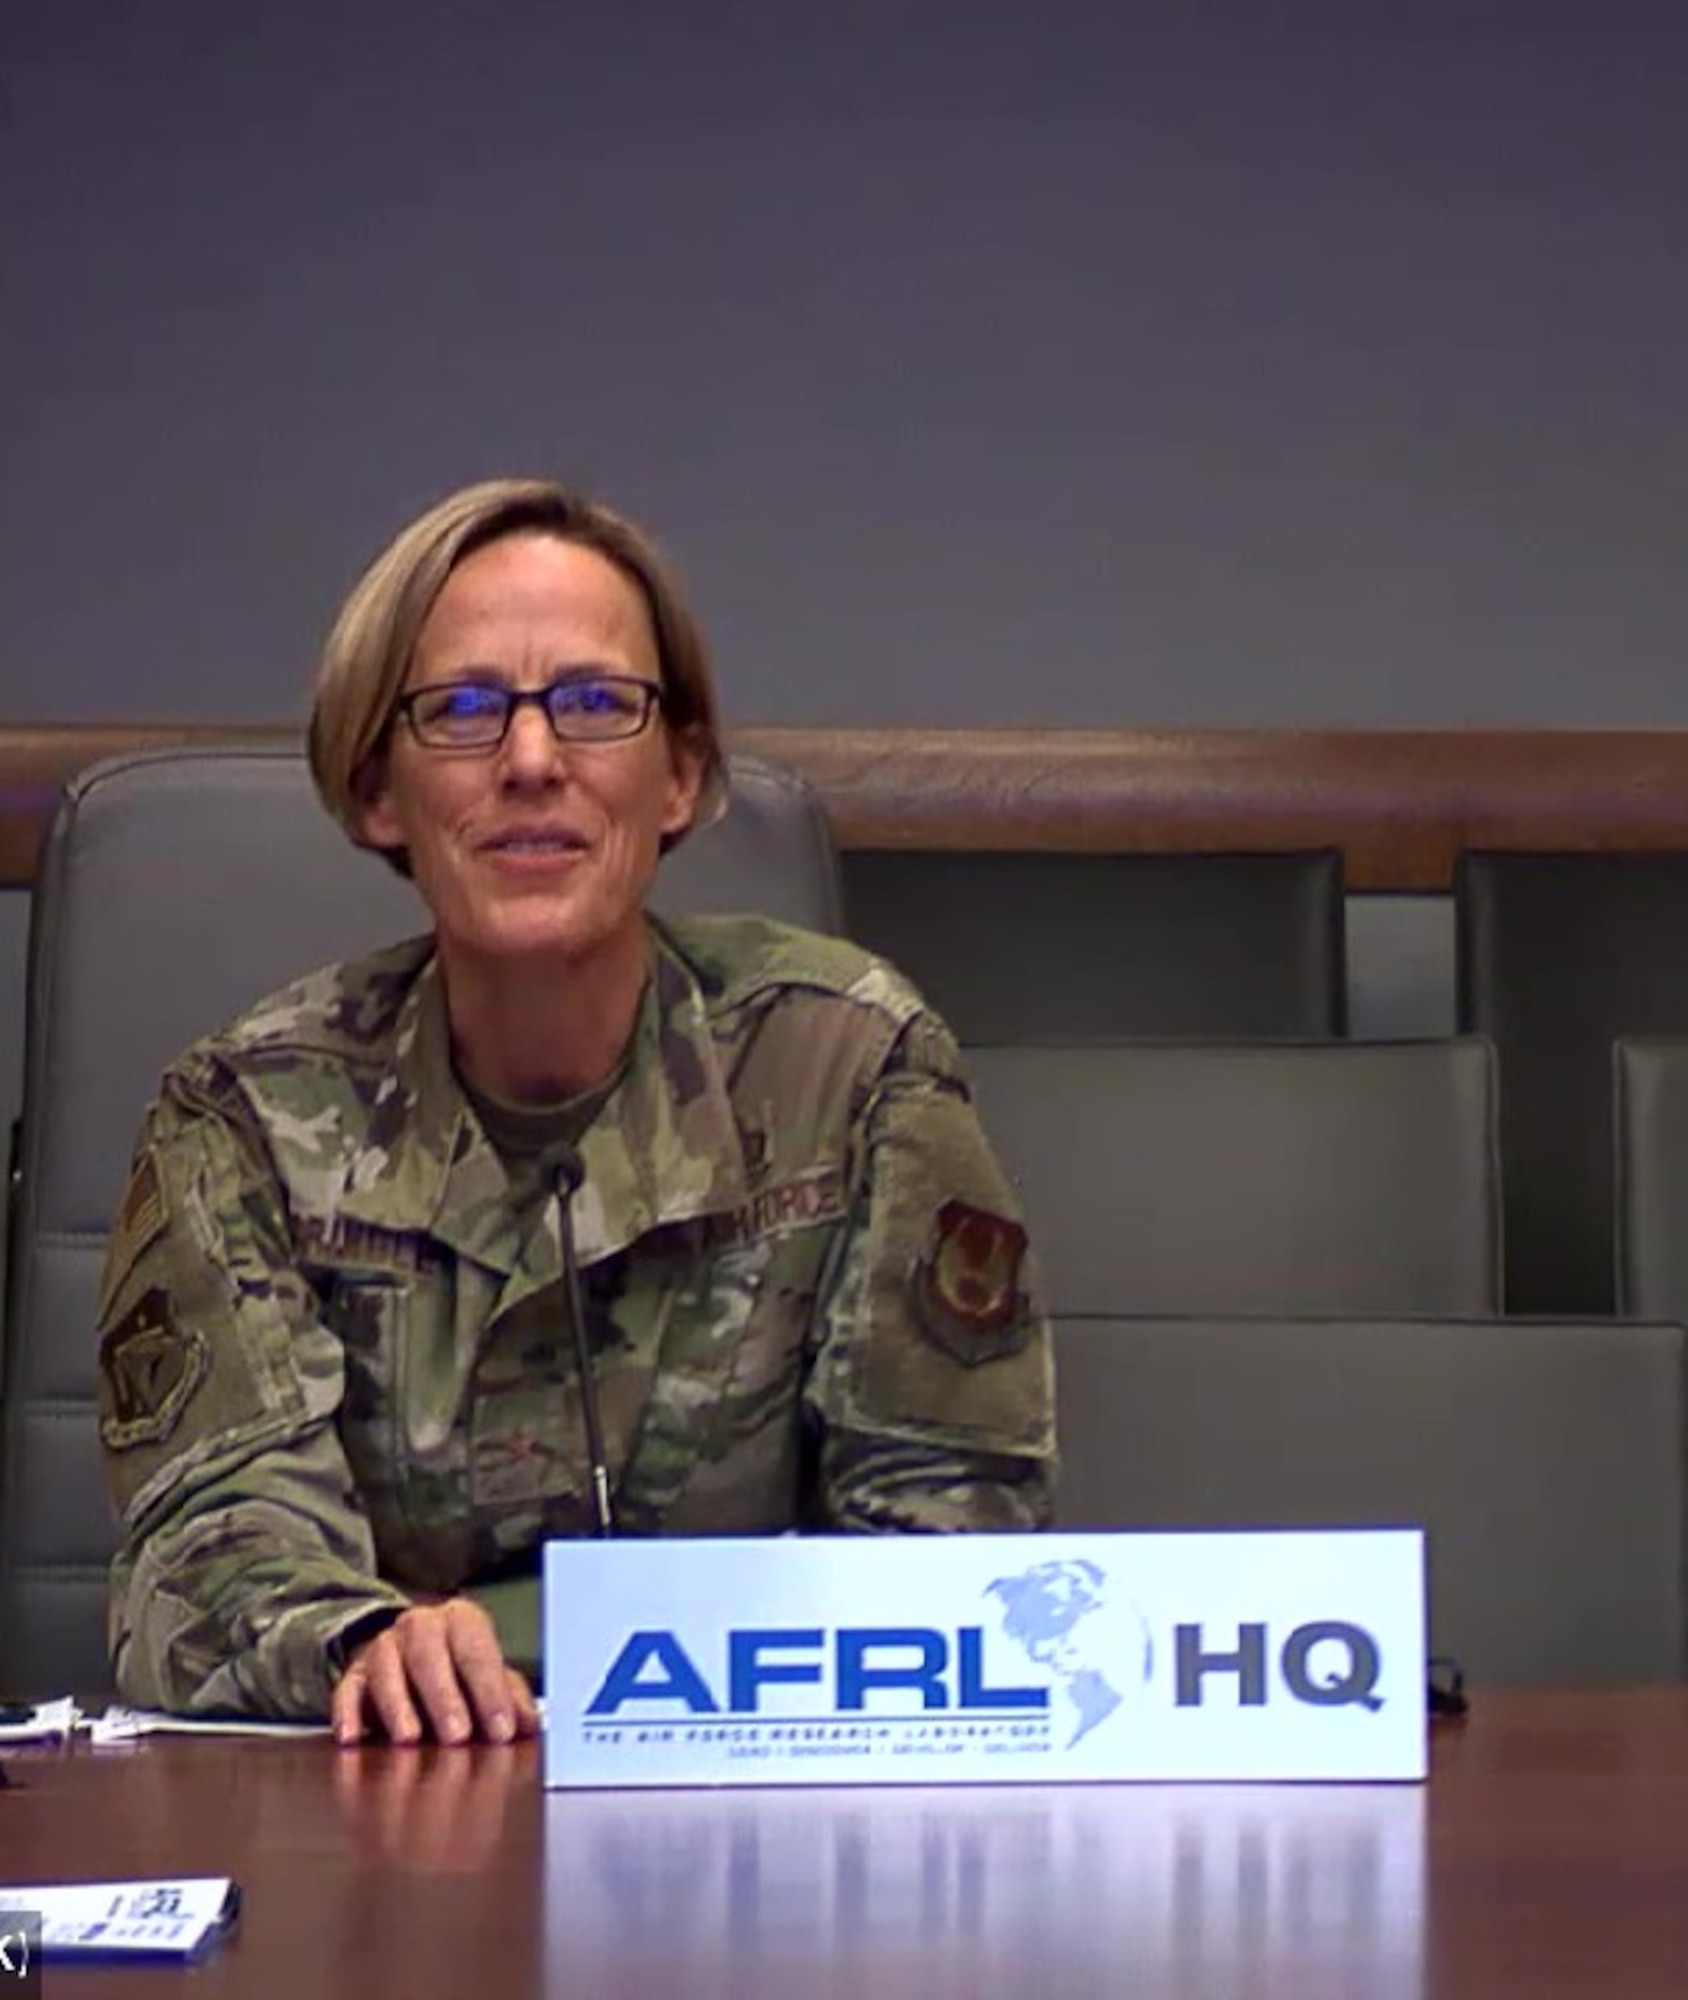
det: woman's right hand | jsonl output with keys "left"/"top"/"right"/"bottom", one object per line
{"left": 331, "top": 1597, "right": 539, "bottom": 1748}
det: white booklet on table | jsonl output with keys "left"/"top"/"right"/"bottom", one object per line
{"left": 0, "top": 1878, "right": 240, "bottom": 1960}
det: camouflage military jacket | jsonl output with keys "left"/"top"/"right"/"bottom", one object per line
{"left": 97, "top": 915, "right": 1056, "bottom": 1718}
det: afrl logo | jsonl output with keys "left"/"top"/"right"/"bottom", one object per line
{"left": 582, "top": 1614, "right": 1385, "bottom": 1724}
{"left": 1173, "top": 1621, "right": 1386, "bottom": 1712}
{"left": 579, "top": 1561, "right": 1148, "bottom": 1750}
{"left": 586, "top": 1626, "right": 1050, "bottom": 1718}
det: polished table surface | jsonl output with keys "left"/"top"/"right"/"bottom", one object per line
{"left": 3, "top": 1688, "right": 1687, "bottom": 1997}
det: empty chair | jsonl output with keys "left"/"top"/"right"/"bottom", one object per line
{"left": 1615, "top": 1034, "right": 1688, "bottom": 1323}
{"left": 0, "top": 745, "right": 843, "bottom": 1698}
{"left": 1055, "top": 1312, "right": 1688, "bottom": 1684}
{"left": 1456, "top": 850, "right": 1688, "bottom": 1314}
{"left": 844, "top": 850, "right": 1346, "bottom": 1041}
{"left": 965, "top": 1038, "right": 1501, "bottom": 1318}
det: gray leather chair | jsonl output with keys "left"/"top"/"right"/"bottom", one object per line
{"left": 1615, "top": 1035, "right": 1688, "bottom": 1322}
{"left": 966, "top": 1038, "right": 1501, "bottom": 1318}
{"left": 846, "top": 849, "right": 1346, "bottom": 1040}
{"left": 0, "top": 745, "right": 843, "bottom": 1698}
{"left": 1457, "top": 851, "right": 1688, "bottom": 1314}
{"left": 1055, "top": 1313, "right": 1688, "bottom": 1684}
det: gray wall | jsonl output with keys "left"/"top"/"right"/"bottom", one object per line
{"left": 5, "top": 1, "right": 1686, "bottom": 729}
{"left": 0, "top": 4, "right": 1664, "bottom": 1184}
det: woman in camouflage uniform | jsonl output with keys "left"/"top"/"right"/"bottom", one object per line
{"left": 97, "top": 479, "right": 1056, "bottom": 1745}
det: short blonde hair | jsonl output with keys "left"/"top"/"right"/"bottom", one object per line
{"left": 308, "top": 477, "right": 727, "bottom": 862}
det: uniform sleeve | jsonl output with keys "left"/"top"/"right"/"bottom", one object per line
{"left": 97, "top": 1057, "right": 410, "bottom": 1718}
{"left": 803, "top": 1012, "right": 1058, "bottom": 1531}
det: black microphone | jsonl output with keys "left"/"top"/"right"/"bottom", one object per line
{"left": 552, "top": 1143, "right": 616, "bottom": 1537}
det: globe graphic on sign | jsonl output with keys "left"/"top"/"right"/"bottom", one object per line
{"left": 987, "top": 1558, "right": 1148, "bottom": 1747}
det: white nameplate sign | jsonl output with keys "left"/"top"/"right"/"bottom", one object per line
{"left": 542, "top": 1528, "right": 1426, "bottom": 1789}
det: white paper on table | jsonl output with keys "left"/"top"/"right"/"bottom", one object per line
{"left": 87, "top": 1706, "right": 332, "bottom": 1744}
{"left": 0, "top": 1877, "right": 240, "bottom": 1959}
{"left": 0, "top": 1698, "right": 79, "bottom": 1745}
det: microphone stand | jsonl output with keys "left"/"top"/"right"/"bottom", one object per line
{"left": 552, "top": 1145, "right": 616, "bottom": 1538}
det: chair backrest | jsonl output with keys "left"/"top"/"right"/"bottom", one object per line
{"left": 1614, "top": 1034, "right": 1688, "bottom": 1321}
{"left": 0, "top": 745, "right": 843, "bottom": 1698}
{"left": 1054, "top": 1313, "right": 1688, "bottom": 1685}
{"left": 965, "top": 1038, "right": 1501, "bottom": 1318}
{"left": 1456, "top": 850, "right": 1688, "bottom": 1314}
{"left": 844, "top": 850, "right": 1346, "bottom": 1040}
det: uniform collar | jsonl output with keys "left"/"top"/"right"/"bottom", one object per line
{"left": 334, "top": 925, "right": 751, "bottom": 1276}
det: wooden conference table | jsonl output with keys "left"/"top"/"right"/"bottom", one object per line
{"left": 2, "top": 1688, "right": 1685, "bottom": 1998}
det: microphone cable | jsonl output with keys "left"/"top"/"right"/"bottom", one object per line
{"left": 552, "top": 1143, "right": 616, "bottom": 1537}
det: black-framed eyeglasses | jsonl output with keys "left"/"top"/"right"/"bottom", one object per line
{"left": 396, "top": 674, "right": 665, "bottom": 750}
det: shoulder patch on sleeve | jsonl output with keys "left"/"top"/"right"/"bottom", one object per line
{"left": 916, "top": 1199, "right": 1032, "bottom": 1365}
{"left": 99, "top": 1287, "right": 210, "bottom": 1451}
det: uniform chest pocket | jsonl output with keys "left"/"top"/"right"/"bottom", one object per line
{"left": 619, "top": 1232, "right": 823, "bottom": 1521}
{"left": 656, "top": 1242, "right": 772, "bottom": 1374}
{"left": 322, "top": 1271, "right": 484, "bottom": 1589}
{"left": 322, "top": 1276, "right": 412, "bottom": 1506}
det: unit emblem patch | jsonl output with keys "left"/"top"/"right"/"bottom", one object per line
{"left": 99, "top": 1287, "right": 209, "bottom": 1451}
{"left": 915, "top": 1199, "right": 1031, "bottom": 1364}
